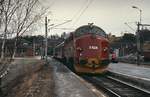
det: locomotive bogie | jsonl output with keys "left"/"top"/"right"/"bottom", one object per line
{"left": 74, "top": 64, "right": 108, "bottom": 74}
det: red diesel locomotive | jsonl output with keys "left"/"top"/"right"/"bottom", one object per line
{"left": 54, "top": 24, "right": 110, "bottom": 74}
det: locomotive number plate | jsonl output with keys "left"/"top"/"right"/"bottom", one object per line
{"left": 89, "top": 46, "right": 98, "bottom": 50}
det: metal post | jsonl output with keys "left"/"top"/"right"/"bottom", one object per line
{"left": 45, "top": 17, "right": 48, "bottom": 62}
{"left": 132, "top": 6, "right": 142, "bottom": 65}
{"left": 136, "top": 22, "right": 141, "bottom": 65}
{"left": 53, "top": 47, "right": 55, "bottom": 57}
{"left": 33, "top": 38, "right": 35, "bottom": 56}
{"left": 132, "top": 6, "right": 142, "bottom": 24}
{"left": 140, "top": 9, "right": 142, "bottom": 24}
{"left": 0, "top": 77, "right": 2, "bottom": 95}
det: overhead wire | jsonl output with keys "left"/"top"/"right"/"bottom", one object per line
{"left": 71, "top": 0, "right": 89, "bottom": 20}
{"left": 48, "top": 0, "right": 94, "bottom": 33}
{"left": 55, "top": 0, "right": 90, "bottom": 32}
{"left": 68, "top": 0, "right": 89, "bottom": 29}
{"left": 72, "top": 0, "right": 94, "bottom": 27}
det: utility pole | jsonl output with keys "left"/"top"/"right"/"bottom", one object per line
{"left": 0, "top": 77, "right": 2, "bottom": 95}
{"left": 44, "top": 19, "right": 72, "bottom": 61}
{"left": 33, "top": 38, "right": 35, "bottom": 56}
{"left": 136, "top": 22, "right": 141, "bottom": 65}
{"left": 132, "top": 6, "right": 142, "bottom": 65}
{"left": 45, "top": 17, "right": 48, "bottom": 62}
{"left": 132, "top": 6, "right": 150, "bottom": 65}
{"left": 136, "top": 23, "right": 150, "bottom": 65}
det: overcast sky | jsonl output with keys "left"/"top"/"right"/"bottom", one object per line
{"left": 38, "top": 0, "right": 150, "bottom": 36}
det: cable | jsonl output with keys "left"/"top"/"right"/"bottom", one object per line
{"left": 71, "top": 0, "right": 89, "bottom": 20}
{"left": 124, "top": 22, "right": 136, "bottom": 31}
{"left": 72, "top": 0, "right": 94, "bottom": 26}
{"left": 51, "top": 27, "right": 75, "bottom": 30}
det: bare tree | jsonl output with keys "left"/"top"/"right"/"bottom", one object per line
{"left": 0, "top": 0, "right": 5, "bottom": 25}
{"left": 0, "top": 0, "right": 50, "bottom": 59}
{"left": 0, "top": 0, "right": 5, "bottom": 28}
{"left": 0, "top": 0, "right": 20, "bottom": 59}
{"left": 11, "top": 0, "right": 50, "bottom": 59}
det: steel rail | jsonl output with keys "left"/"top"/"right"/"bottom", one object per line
{"left": 83, "top": 75, "right": 150, "bottom": 97}
{"left": 83, "top": 76, "right": 121, "bottom": 97}
{"left": 107, "top": 76, "right": 150, "bottom": 95}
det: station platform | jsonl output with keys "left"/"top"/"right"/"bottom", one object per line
{"left": 108, "top": 62, "right": 150, "bottom": 81}
{"left": 48, "top": 58, "right": 105, "bottom": 97}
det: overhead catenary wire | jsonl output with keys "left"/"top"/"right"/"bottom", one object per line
{"left": 72, "top": 0, "right": 94, "bottom": 27}
{"left": 44, "top": 0, "right": 94, "bottom": 33}
{"left": 71, "top": 0, "right": 89, "bottom": 20}
{"left": 51, "top": 27, "right": 75, "bottom": 30}
{"left": 124, "top": 22, "right": 136, "bottom": 31}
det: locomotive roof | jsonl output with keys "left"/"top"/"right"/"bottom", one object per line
{"left": 74, "top": 25, "right": 107, "bottom": 38}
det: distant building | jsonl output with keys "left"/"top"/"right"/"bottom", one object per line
{"left": 108, "top": 33, "right": 137, "bottom": 57}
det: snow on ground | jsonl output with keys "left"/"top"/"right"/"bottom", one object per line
{"left": 50, "top": 59, "right": 99, "bottom": 97}
{"left": 109, "top": 62, "right": 150, "bottom": 80}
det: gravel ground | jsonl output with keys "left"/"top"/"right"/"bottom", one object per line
{"left": 6, "top": 64, "right": 55, "bottom": 97}
{"left": 0, "top": 57, "right": 55, "bottom": 97}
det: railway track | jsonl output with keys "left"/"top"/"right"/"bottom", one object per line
{"left": 83, "top": 75, "right": 150, "bottom": 97}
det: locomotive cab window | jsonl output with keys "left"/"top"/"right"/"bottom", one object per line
{"left": 75, "top": 25, "right": 107, "bottom": 38}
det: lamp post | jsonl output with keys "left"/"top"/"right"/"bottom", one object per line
{"left": 132, "top": 6, "right": 142, "bottom": 65}
{"left": 132, "top": 6, "right": 142, "bottom": 24}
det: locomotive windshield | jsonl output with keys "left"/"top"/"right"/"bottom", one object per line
{"left": 75, "top": 25, "right": 107, "bottom": 38}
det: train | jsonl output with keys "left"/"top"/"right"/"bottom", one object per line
{"left": 54, "top": 23, "right": 110, "bottom": 74}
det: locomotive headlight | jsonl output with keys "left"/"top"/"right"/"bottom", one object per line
{"left": 77, "top": 47, "right": 81, "bottom": 50}
{"left": 77, "top": 47, "right": 82, "bottom": 51}
{"left": 103, "top": 47, "right": 108, "bottom": 51}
